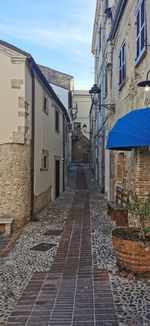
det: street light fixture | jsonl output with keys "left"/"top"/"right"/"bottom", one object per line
{"left": 82, "top": 123, "right": 92, "bottom": 134}
{"left": 89, "top": 84, "right": 115, "bottom": 112}
{"left": 137, "top": 70, "right": 150, "bottom": 92}
{"left": 89, "top": 84, "right": 101, "bottom": 105}
{"left": 70, "top": 103, "right": 78, "bottom": 119}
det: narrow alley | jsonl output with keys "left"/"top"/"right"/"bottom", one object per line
{"left": 0, "top": 164, "right": 150, "bottom": 326}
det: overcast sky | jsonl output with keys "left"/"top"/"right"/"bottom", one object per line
{"left": 0, "top": 0, "right": 96, "bottom": 90}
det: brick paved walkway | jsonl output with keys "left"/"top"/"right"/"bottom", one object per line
{"left": 0, "top": 235, "right": 11, "bottom": 254}
{"left": 7, "top": 167, "right": 118, "bottom": 326}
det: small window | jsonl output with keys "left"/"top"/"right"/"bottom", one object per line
{"left": 43, "top": 96, "right": 49, "bottom": 114}
{"left": 119, "top": 42, "right": 126, "bottom": 87}
{"left": 55, "top": 110, "right": 59, "bottom": 132}
{"left": 74, "top": 122, "right": 81, "bottom": 130}
{"left": 41, "top": 150, "right": 49, "bottom": 170}
{"left": 136, "top": 0, "right": 146, "bottom": 63}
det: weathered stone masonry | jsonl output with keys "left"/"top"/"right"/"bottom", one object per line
{"left": 0, "top": 144, "right": 31, "bottom": 231}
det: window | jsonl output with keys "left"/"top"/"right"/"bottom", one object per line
{"left": 55, "top": 110, "right": 59, "bottom": 132}
{"left": 41, "top": 150, "right": 49, "bottom": 170}
{"left": 119, "top": 43, "right": 126, "bottom": 85}
{"left": 74, "top": 122, "right": 81, "bottom": 130}
{"left": 136, "top": 0, "right": 146, "bottom": 63}
{"left": 43, "top": 95, "right": 49, "bottom": 114}
{"left": 119, "top": 42, "right": 126, "bottom": 87}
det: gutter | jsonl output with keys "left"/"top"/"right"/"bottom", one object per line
{"left": 62, "top": 115, "right": 65, "bottom": 191}
{"left": 27, "top": 56, "right": 70, "bottom": 123}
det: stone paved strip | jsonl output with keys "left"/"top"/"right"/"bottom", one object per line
{"left": 7, "top": 167, "right": 118, "bottom": 326}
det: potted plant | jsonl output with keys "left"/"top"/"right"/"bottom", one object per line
{"left": 112, "top": 191, "right": 150, "bottom": 273}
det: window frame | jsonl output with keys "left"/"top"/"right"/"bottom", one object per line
{"left": 119, "top": 41, "right": 126, "bottom": 89}
{"left": 74, "top": 122, "right": 81, "bottom": 130}
{"left": 135, "top": 0, "right": 146, "bottom": 65}
{"left": 41, "top": 149, "right": 49, "bottom": 171}
{"left": 55, "top": 109, "right": 60, "bottom": 133}
{"left": 42, "top": 93, "right": 49, "bottom": 115}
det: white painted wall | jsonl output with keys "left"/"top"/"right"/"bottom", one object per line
{"left": 32, "top": 77, "right": 64, "bottom": 199}
{"left": 0, "top": 46, "right": 26, "bottom": 144}
{"left": 73, "top": 90, "right": 91, "bottom": 139}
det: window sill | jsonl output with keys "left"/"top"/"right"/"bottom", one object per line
{"left": 135, "top": 48, "right": 147, "bottom": 67}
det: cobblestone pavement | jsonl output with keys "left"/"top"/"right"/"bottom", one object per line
{"left": 0, "top": 236, "right": 12, "bottom": 255}
{"left": 0, "top": 163, "right": 150, "bottom": 326}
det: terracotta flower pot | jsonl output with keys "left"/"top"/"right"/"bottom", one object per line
{"left": 112, "top": 227, "right": 150, "bottom": 273}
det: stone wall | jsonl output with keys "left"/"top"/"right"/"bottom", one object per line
{"left": 134, "top": 149, "right": 150, "bottom": 197}
{"left": 72, "top": 136, "right": 91, "bottom": 162}
{"left": 39, "top": 65, "right": 73, "bottom": 90}
{"left": 114, "top": 148, "right": 150, "bottom": 198}
{"left": 34, "top": 186, "right": 51, "bottom": 214}
{"left": 0, "top": 143, "right": 31, "bottom": 230}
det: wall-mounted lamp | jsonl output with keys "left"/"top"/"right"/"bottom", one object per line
{"left": 82, "top": 124, "right": 92, "bottom": 135}
{"left": 89, "top": 84, "right": 115, "bottom": 112}
{"left": 70, "top": 103, "right": 78, "bottom": 119}
{"left": 137, "top": 70, "right": 150, "bottom": 92}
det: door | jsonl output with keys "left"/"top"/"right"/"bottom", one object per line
{"left": 55, "top": 160, "right": 60, "bottom": 198}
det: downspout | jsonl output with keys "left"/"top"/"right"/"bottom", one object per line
{"left": 30, "top": 69, "right": 35, "bottom": 220}
{"left": 62, "top": 114, "right": 65, "bottom": 191}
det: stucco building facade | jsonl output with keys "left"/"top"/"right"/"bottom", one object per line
{"left": 92, "top": 0, "right": 150, "bottom": 200}
{"left": 0, "top": 40, "right": 71, "bottom": 232}
{"left": 72, "top": 90, "right": 91, "bottom": 162}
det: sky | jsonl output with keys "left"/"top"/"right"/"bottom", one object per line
{"left": 0, "top": 0, "right": 96, "bottom": 90}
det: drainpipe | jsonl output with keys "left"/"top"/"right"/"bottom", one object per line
{"left": 62, "top": 114, "right": 65, "bottom": 191}
{"left": 30, "top": 69, "right": 35, "bottom": 220}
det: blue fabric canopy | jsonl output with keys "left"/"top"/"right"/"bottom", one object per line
{"left": 106, "top": 108, "right": 150, "bottom": 150}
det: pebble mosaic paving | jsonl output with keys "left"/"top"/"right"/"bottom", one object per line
{"left": 0, "top": 164, "right": 150, "bottom": 325}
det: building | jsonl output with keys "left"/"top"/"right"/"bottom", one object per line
{"left": 91, "top": 0, "right": 113, "bottom": 191}
{"left": 39, "top": 65, "right": 75, "bottom": 185}
{"left": 72, "top": 90, "right": 91, "bottom": 163}
{"left": 91, "top": 0, "right": 150, "bottom": 199}
{"left": 0, "top": 40, "right": 71, "bottom": 232}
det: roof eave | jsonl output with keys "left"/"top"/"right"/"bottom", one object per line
{"left": 109, "top": 0, "right": 128, "bottom": 41}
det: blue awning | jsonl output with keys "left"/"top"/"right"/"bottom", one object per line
{"left": 106, "top": 108, "right": 150, "bottom": 150}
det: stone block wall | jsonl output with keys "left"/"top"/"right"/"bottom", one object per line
{"left": 0, "top": 143, "right": 31, "bottom": 230}
{"left": 34, "top": 186, "right": 51, "bottom": 214}
{"left": 134, "top": 149, "right": 150, "bottom": 197}
{"left": 113, "top": 148, "right": 150, "bottom": 198}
